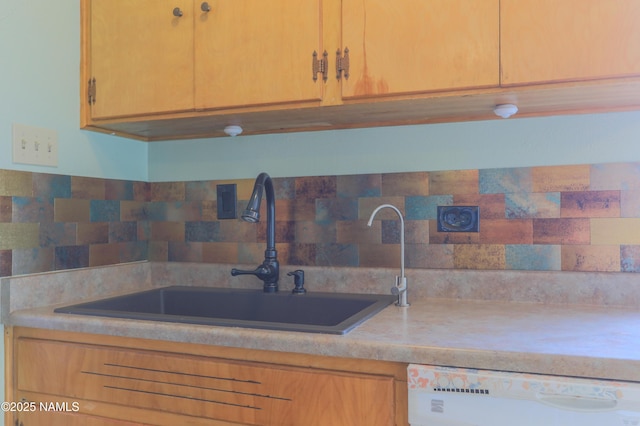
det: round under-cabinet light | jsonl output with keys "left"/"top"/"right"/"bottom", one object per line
{"left": 493, "top": 104, "right": 518, "bottom": 119}
{"left": 224, "top": 125, "right": 243, "bottom": 137}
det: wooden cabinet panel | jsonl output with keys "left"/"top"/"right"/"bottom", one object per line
{"left": 340, "top": 0, "right": 499, "bottom": 99}
{"left": 17, "top": 337, "right": 395, "bottom": 426}
{"left": 16, "top": 409, "right": 147, "bottom": 426}
{"left": 89, "top": 0, "right": 195, "bottom": 119}
{"left": 80, "top": 0, "right": 640, "bottom": 140}
{"left": 501, "top": 0, "right": 640, "bottom": 86}
{"left": 194, "top": 0, "right": 323, "bottom": 110}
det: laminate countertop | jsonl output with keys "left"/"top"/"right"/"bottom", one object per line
{"left": 3, "top": 262, "right": 640, "bottom": 383}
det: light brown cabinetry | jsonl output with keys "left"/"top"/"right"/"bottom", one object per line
{"left": 7, "top": 327, "right": 408, "bottom": 426}
{"left": 13, "top": 410, "right": 144, "bottom": 426}
{"left": 81, "top": 0, "right": 640, "bottom": 141}
{"left": 501, "top": 0, "right": 640, "bottom": 85}
{"left": 194, "top": 0, "right": 323, "bottom": 110}
{"left": 341, "top": 0, "right": 499, "bottom": 99}
{"left": 88, "top": 0, "right": 195, "bottom": 119}
{"left": 86, "top": 0, "right": 323, "bottom": 121}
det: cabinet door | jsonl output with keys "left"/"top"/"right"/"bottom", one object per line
{"left": 340, "top": 0, "right": 499, "bottom": 100}
{"left": 501, "top": 0, "right": 640, "bottom": 86}
{"left": 16, "top": 409, "right": 147, "bottom": 426}
{"left": 89, "top": 0, "right": 194, "bottom": 119}
{"left": 17, "top": 338, "right": 395, "bottom": 426}
{"left": 195, "top": 0, "right": 323, "bottom": 110}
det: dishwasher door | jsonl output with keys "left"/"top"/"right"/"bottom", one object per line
{"left": 408, "top": 364, "right": 640, "bottom": 426}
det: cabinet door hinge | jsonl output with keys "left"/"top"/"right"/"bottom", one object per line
{"left": 312, "top": 50, "right": 328, "bottom": 82}
{"left": 336, "top": 47, "right": 350, "bottom": 80}
{"left": 87, "top": 77, "right": 96, "bottom": 105}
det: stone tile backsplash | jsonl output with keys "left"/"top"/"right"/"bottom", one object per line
{"left": 1, "top": 161, "right": 640, "bottom": 277}
{"left": 0, "top": 170, "right": 149, "bottom": 276}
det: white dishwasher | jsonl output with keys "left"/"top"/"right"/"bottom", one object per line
{"left": 408, "top": 364, "right": 640, "bottom": 426}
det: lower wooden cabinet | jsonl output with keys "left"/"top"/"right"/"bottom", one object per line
{"left": 12, "top": 410, "right": 146, "bottom": 426}
{"left": 7, "top": 327, "right": 408, "bottom": 426}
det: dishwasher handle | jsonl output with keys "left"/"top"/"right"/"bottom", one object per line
{"left": 537, "top": 393, "right": 618, "bottom": 412}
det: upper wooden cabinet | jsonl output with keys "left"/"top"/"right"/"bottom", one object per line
{"left": 341, "top": 0, "right": 499, "bottom": 99}
{"left": 89, "top": 0, "right": 195, "bottom": 119}
{"left": 501, "top": 0, "right": 640, "bottom": 86}
{"left": 194, "top": 0, "right": 323, "bottom": 110}
{"left": 81, "top": 0, "right": 640, "bottom": 140}
{"left": 86, "top": 0, "right": 324, "bottom": 120}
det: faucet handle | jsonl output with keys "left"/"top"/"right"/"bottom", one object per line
{"left": 231, "top": 266, "right": 268, "bottom": 277}
{"left": 287, "top": 270, "right": 306, "bottom": 294}
{"left": 393, "top": 275, "right": 407, "bottom": 292}
{"left": 392, "top": 276, "right": 409, "bottom": 307}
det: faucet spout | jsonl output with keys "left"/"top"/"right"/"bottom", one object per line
{"left": 367, "top": 204, "right": 409, "bottom": 307}
{"left": 231, "top": 172, "right": 279, "bottom": 292}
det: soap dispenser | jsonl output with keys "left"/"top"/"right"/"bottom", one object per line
{"left": 287, "top": 270, "right": 306, "bottom": 294}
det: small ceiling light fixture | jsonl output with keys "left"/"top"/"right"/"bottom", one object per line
{"left": 493, "top": 104, "right": 519, "bottom": 119}
{"left": 224, "top": 125, "right": 243, "bottom": 137}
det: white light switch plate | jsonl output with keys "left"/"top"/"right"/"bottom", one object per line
{"left": 12, "top": 123, "right": 58, "bottom": 167}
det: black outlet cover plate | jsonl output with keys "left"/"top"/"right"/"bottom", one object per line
{"left": 437, "top": 206, "right": 479, "bottom": 232}
{"left": 217, "top": 184, "right": 237, "bottom": 220}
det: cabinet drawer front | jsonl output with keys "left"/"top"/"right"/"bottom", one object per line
{"left": 17, "top": 338, "right": 394, "bottom": 426}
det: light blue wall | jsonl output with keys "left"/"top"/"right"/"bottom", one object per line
{"left": 148, "top": 110, "right": 640, "bottom": 182}
{"left": 0, "top": 1, "right": 148, "bottom": 420}
{"left": 0, "top": 0, "right": 147, "bottom": 181}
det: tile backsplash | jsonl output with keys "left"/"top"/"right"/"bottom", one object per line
{"left": 1, "top": 162, "right": 639, "bottom": 277}
{"left": 0, "top": 171, "right": 149, "bottom": 276}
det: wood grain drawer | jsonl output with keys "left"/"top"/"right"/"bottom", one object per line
{"left": 17, "top": 337, "right": 395, "bottom": 426}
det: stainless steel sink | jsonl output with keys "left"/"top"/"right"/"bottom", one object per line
{"left": 54, "top": 286, "right": 396, "bottom": 334}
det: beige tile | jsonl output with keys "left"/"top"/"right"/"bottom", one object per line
{"left": 54, "top": 198, "right": 90, "bottom": 222}
{"left": 150, "top": 222, "right": 184, "bottom": 242}
{"left": 621, "top": 190, "right": 640, "bottom": 218}
{"left": 0, "top": 223, "right": 39, "bottom": 249}
{"left": 406, "top": 243, "right": 454, "bottom": 269}
{"left": 0, "top": 170, "right": 32, "bottom": 197}
{"left": 202, "top": 242, "right": 239, "bottom": 264}
{"left": 89, "top": 243, "right": 120, "bottom": 266}
{"left": 429, "top": 170, "right": 479, "bottom": 195}
{"left": 532, "top": 164, "right": 590, "bottom": 192}
{"left": 72, "top": 176, "right": 105, "bottom": 199}
{"left": 454, "top": 244, "right": 505, "bottom": 270}
{"left": 151, "top": 182, "right": 185, "bottom": 201}
{"left": 405, "top": 220, "right": 430, "bottom": 244}
{"left": 561, "top": 245, "right": 620, "bottom": 272}
{"left": 77, "top": 223, "right": 109, "bottom": 245}
{"left": 382, "top": 172, "right": 429, "bottom": 196}
{"left": 591, "top": 218, "right": 640, "bottom": 245}
{"left": 359, "top": 243, "right": 402, "bottom": 268}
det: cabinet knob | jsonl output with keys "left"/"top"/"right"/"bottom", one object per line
{"left": 173, "top": 7, "right": 183, "bottom": 17}
{"left": 201, "top": 2, "right": 211, "bottom": 12}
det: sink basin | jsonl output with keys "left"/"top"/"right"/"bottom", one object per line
{"left": 54, "top": 286, "right": 396, "bottom": 335}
